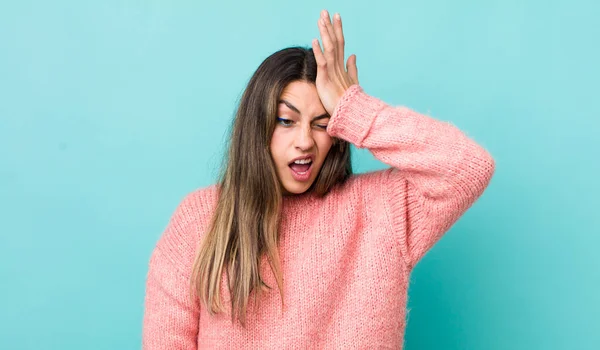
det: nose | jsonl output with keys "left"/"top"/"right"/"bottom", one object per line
{"left": 294, "top": 125, "right": 315, "bottom": 151}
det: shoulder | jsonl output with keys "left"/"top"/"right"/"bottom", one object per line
{"left": 167, "top": 184, "right": 220, "bottom": 239}
{"left": 153, "top": 184, "right": 219, "bottom": 267}
{"left": 176, "top": 184, "right": 219, "bottom": 219}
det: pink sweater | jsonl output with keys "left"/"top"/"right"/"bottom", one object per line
{"left": 142, "top": 84, "right": 495, "bottom": 349}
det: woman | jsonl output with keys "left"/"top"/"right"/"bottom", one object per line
{"left": 143, "top": 9, "right": 495, "bottom": 349}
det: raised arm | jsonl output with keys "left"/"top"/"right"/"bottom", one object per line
{"left": 313, "top": 10, "right": 495, "bottom": 269}
{"left": 327, "top": 84, "right": 495, "bottom": 268}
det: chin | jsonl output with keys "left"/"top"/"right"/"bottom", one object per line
{"left": 282, "top": 182, "right": 312, "bottom": 195}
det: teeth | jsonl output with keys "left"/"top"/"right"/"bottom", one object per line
{"left": 294, "top": 158, "right": 312, "bottom": 164}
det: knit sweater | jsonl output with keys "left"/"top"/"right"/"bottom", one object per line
{"left": 142, "top": 84, "right": 496, "bottom": 349}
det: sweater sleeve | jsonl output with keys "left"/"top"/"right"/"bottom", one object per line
{"left": 327, "top": 84, "right": 496, "bottom": 269}
{"left": 142, "top": 192, "right": 202, "bottom": 350}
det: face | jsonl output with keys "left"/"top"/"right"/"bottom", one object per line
{"left": 270, "top": 81, "right": 334, "bottom": 195}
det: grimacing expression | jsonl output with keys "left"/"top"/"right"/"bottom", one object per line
{"left": 270, "top": 81, "right": 334, "bottom": 195}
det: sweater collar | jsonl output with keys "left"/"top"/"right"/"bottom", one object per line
{"left": 281, "top": 190, "right": 320, "bottom": 211}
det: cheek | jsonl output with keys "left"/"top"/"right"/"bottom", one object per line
{"left": 315, "top": 134, "right": 333, "bottom": 160}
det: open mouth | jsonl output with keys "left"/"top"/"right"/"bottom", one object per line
{"left": 288, "top": 159, "right": 312, "bottom": 173}
{"left": 288, "top": 157, "right": 313, "bottom": 181}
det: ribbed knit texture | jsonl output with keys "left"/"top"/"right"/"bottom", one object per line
{"left": 142, "top": 84, "right": 496, "bottom": 349}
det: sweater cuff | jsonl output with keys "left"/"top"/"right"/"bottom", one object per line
{"left": 326, "top": 84, "right": 388, "bottom": 148}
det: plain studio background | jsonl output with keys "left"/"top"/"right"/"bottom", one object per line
{"left": 1, "top": 1, "right": 598, "bottom": 349}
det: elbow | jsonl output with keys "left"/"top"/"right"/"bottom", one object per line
{"left": 452, "top": 140, "right": 496, "bottom": 201}
{"left": 470, "top": 144, "right": 496, "bottom": 196}
{"left": 482, "top": 147, "right": 496, "bottom": 186}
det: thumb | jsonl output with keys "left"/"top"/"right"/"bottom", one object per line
{"left": 346, "top": 54, "right": 359, "bottom": 85}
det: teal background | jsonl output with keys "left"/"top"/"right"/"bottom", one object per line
{"left": 1, "top": 0, "right": 598, "bottom": 349}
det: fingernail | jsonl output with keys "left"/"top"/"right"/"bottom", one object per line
{"left": 335, "top": 13, "right": 340, "bottom": 20}
{"left": 321, "top": 10, "right": 328, "bottom": 18}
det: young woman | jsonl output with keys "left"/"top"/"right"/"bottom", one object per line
{"left": 143, "top": 9, "right": 495, "bottom": 349}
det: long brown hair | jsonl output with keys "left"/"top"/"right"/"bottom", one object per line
{"left": 190, "top": 46, "right": 352, "bottom": 327}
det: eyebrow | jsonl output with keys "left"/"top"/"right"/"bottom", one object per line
{"left": 278, "top": 99, "right": 330, "bottom": 122}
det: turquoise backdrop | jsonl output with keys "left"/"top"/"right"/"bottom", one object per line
{"left": 1, "top": 1, "right": 598, "bottom": 349}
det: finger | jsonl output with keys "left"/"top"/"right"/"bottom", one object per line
{"left": 332, "top": 13, "right": 345, "bottom": 65}
{"left": 321, "top": 10, "right": 338, "bottom": 51}
{"left": 318, "top": 18, "right": 335, "bottom": 66}
{"left": 318, "top": 11, "right": 337, "bottom": 66}
{"left": 311, "top": 39, "right": 329, "bottom": 81}
{"left": 346, "top": 54, "right": 359, "bottom": 84}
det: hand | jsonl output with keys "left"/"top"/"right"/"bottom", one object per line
{"left": 312, "top": 10, "right": 359, "bottom": 116}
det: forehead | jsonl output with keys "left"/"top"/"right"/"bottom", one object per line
{"left": 278, "top": 81, "right": 326, "bottom": 116}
